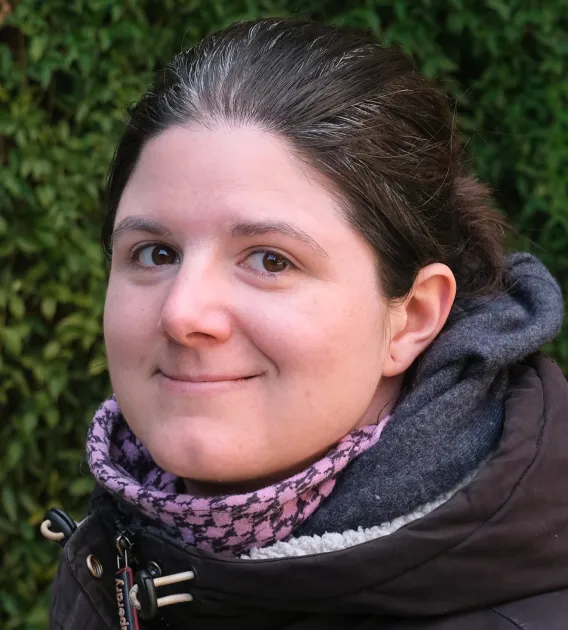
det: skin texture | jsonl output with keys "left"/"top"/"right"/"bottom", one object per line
{"left": 104, "top": 123, "right": 456, "bottom": 493}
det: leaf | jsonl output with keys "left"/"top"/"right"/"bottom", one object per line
{"left": 43, "top": 340, "right": 60, "bottom": 361}
{"left": 24, "top": 605, "right": 49, "bottom": 628}
{"left": 68, "top": 477, "right": 94, "bottom": 497}
{"left": 41, "top": 297, "right": 57, "bottom": 320}
{"left": 76, "top": 101, "right": 89, "bottom": 123}
{"left": 0, "top": 517, "right": 18, "bottom": 536}
{"left": 36, "top": 185, "right": 55, "bottom": 207}
{"left": 0, "top": 590, "right": 19, "bottom": 616}
{"left": 4, "top": 441, "right": 23, "bottom": 471}
{"left": 29, "top": 36, "right": 48, "bottom": 63}
{"left": 1, "top": 327, "right": 23, "bottom": 356}
{"left": 88, "top": 356, "right": 108, "bottom": 375}
{"left": 21, "top": 412, "right": 39, "bottom": 436}
{"left": 16, "top": 236, "right": 40, "bottom": 254}
{"left": 19, "top": 492, "right": 40, "bottom": 515}
{"left": 2, "top": 486, "right": 18, "bottom": 522}
{"left": 44, "top": 408, "right": 59, "bottom": 428}
{"left": 9, "top": 294, "right": 25, "bottom": 319}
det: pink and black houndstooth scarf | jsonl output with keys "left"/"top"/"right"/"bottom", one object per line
{"left": 87, "top": 396, "right": 390, "bottom": 557}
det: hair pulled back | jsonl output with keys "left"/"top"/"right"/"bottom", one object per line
{"left": 103, "top": 18, "right": 508, "bottom": 299}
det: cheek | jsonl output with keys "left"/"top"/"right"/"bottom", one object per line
{"left": 103, "top": 279, "right": 155, "bottom": 369}
{"left": 238, "top": 289, "right": 388, "bottom": 466}
{"left": 249, "top": 287, "right": 386, "bottom": 377}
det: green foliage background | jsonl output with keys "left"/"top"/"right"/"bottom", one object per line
{"left": 1, "top": 0, "right": 567, "bottom": 627}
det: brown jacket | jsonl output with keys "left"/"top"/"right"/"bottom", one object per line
{"left": 50, "top": 354, "right": 568, "bottom": 629}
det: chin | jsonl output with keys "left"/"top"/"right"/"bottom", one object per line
{"left": 146, "top": 436, "right": 259, "bottom": 483}
{"left": 138, "top": 415, "right": 294, "bottom": 487}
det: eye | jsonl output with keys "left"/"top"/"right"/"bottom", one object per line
{"left": 245, "top": 250, "right": 294, "bottom": 275}
{"left": 133, "top": 244, "right": 180, "bottom": 268}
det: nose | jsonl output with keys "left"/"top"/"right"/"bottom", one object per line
{"left": 159, "top": 259, "right": 232, "bottom": 346}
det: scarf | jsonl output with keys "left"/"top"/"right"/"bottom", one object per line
{"left": 87, "top": 399, "right": 390, "bottom": 556}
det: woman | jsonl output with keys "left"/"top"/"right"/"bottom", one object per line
{"left": 43, "top": 18, "right": 567, "bottom": 629}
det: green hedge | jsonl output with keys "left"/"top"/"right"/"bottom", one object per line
{"left": 1, "top": 1, "right": 567, "bottom": 627}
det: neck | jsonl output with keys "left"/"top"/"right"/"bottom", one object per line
{"left": 183, "top": 376, "right": 402, "bottom": 498}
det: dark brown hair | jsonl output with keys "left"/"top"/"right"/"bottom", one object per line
{"left": 103, "top": 18, "right": 508, "bottom": 299}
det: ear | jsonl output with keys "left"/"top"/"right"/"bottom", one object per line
{"left": 382, "top": 264, "right": 456, "bottom": 378}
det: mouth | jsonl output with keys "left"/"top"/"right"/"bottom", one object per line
{"left": 156, "top": 371, "right": 260, "bottom": 394}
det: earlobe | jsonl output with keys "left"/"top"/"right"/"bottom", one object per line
{"left": 382, "top": 264, "right": 456, "bottom": 378}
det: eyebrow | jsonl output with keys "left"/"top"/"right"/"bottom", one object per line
{"left": 111, "top": 216, "right": 170, "bottom": 246}
{"left": 231, "top": 220, "right": 329, "bottom": 259}
{"left": 111, "top": 216, "right": 329, "bottom": 259}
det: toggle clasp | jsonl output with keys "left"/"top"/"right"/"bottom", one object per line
{"left": 130, "top": 569, "right": 194, "bottom": 619}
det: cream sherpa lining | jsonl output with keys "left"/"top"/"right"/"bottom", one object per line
{"left": 242, "top": 467, "right": 479, "bottom": 560}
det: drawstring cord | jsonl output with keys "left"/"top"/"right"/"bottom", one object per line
{"left": 40, "top": 508, "right": 79, "bottom": 546}
{"left": 129, "top": 570, "right": 194, "bottom": 610}
{"left": 40, "top": 519, "right": 66, "bottom": 542}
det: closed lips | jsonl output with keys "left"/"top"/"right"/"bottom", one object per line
{"left": 158, "top": 371, "right": 259, "bottom": 382}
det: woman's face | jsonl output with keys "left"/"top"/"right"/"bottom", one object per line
{"left": 104, "top": 123, "right": 399, "bottom": 488}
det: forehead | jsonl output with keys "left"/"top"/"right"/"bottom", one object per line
{"left": 134, "top": 124, "right": 305, "bottom": 186}
{"left": 117, "top": 124, "right": 340, "bottom": 222}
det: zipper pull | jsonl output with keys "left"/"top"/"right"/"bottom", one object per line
{"left": 115, "top": 533, "right": 140, "bottom": 630}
